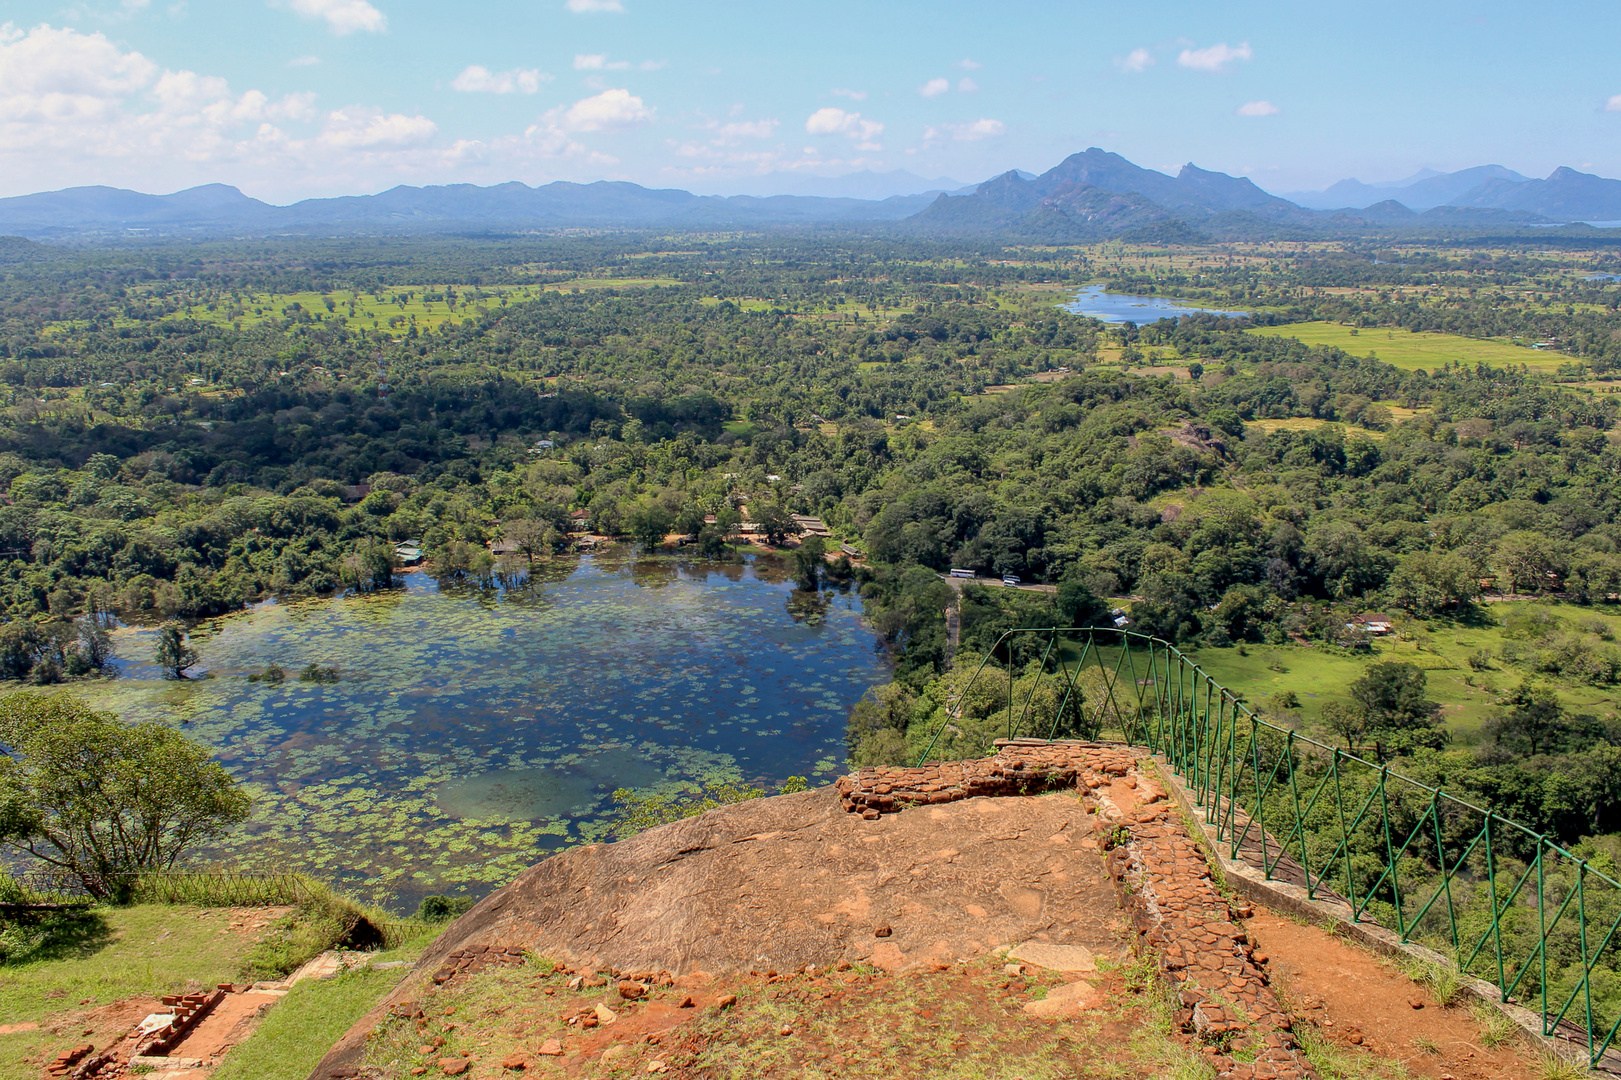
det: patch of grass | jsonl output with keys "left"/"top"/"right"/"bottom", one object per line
{"left": 0, "top": 905, "right": 255, "bottom": 1025}
{"left": 1247, "top": 417, "right": 1388, "bottom": 441}
{"left": 214, "top": 960, "right": 420, "bottom": 1080}
{"left": 1191, "top": 601, "right": 1621, "bottom": 736}
{"left": 1398, "top": 957, "right": 1464, "bottom": 1007}
{"left": 243, "top": 882, "right": 425, "bottom": 979}
{"left": 1249, "top": 321, "right": 1564, "bottom": 373}
{"left": 157, "top": 285, "right": 540, "bottom": 334}
{"left": 1535, "top": 1052, "right": 1591, "bottom": 1080}
{"left": 1291, "top": 1020, "right": 1412, "bottom": 1080}
{"left": 0, "top": 904, "right": 270, "bottom": 1080}
{"left": 1471, "top": 1001, "right": 1521, "bottom": 1049}
{"left": 1411, "top": 1034, "right": 1442, "bottom": 1055}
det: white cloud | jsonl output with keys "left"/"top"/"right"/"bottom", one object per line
{"left": 804, "top": 107, "right": 883, "bottom": 149}
{"left": 714, "top": 119, "right": 777, "bottom": 140}
{"left": 521, "top": 88, "right": 649, "bottom": 161}
{"left": 830, "top": 87, "right": 866, "bottom": 101}
{"left": 1177, "top": 41, "right": 1252, "bottom": 73}
{"left": 956, "top": 58, "right": 981, "bottom": 70}
{"left": 1117, "top": 47, "right": 1154, "bottom": 73}
{"left": 574, "top": 53, "right": 636, "bottom": 71}
{"left": 288, "top": 54, "right": 320, "bottom": 67}
{"left": 1236, "top": 99, "right": 1279, "bottom": 116}
{"left": 0, "top": 22, "right": 158, "bottom": 115}
{"left": 451, "top": 65, "right": 548, "bottom": 94}
{"left": 0, "top": 22, "right": 461, "bottom": 198}
{"left": 546, "top": 88, "right": 651, "bottom": 132}
{"left": 319, "top": 106, "right": 435, "bottom": 148}
{"left": 1607, "top": 95, "right": 1621, "bottom": 113}
{"left": 566, "top": 0, "right": 623, "bottom": 10}
{"left": 957, "top": 77, "right": 978, "bottom": 93}
{"left": 918, "top": 77, "right": 949, "bottom": 98}
{"left": 923, "top": 118, "right": 1005, "bottom": 144}
{"left": 285, "top": 0, "right": 387, "bottom": 36}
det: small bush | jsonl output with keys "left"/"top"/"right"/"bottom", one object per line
{"left": 242, "top": 877, "right": 422, "bottom": 978}
{"left": 249, "top": 664, "right": 286, "bottom": 684}
{"left": 414, "top": 895, "right": 474, "bottom": 922}
{"left": 298, "top": 663, "right": 339, "bottom": 684}
{"left": 1579, "top": 617, "right": 1615, "bottom": 642}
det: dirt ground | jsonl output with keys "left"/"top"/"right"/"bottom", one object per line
{"left": 362, "top": 952, "right": 1177, "bottom": 1080}
{"left": 145, "top": 988, "right": 287, "bottom": 1079}
{"left": 9, "top": 905, "right": 294, "bottom": 1079}
{"left": 1247, "top": 909, "right": 1540, "bottom": 1080}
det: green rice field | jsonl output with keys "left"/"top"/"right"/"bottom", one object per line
{"left": 1249, "top": 321, "right": 1565, "bottom": 372}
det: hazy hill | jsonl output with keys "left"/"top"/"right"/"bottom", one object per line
{"left": 910, "top": 148, "right": 1312, "bottom": 239}
{"left": 1449, "top": 166, "right": 1621, "bottom": 221}
{"left": 1287, "top": 165, "right": 1531, "bottom": 210}
{"left": 0, "top": 183, "right": 278, "bottom": 233}
{"left": 2, "top": 150, "right": 1611, "bottom": 240}
{"left": 0, "top": 180, "right": 935, "bottom": 237}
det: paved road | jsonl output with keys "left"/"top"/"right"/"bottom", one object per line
{"left": 938, "top": 574, "right": 1058, "bottom": 595}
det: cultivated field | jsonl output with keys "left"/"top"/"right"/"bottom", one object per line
{"left": 1249, "top": 321, "right": 1565, "bottom": 372}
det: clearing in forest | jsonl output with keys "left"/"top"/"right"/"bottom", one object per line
{"left": 1249, "top": 321, "right": 1565, "bottom": 372}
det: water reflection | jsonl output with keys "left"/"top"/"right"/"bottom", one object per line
{"left": 1065, "top": 284, "right": 1252, "bottom": 324}
{"left": 81, "top": 549, "right": 890, "bottom": 909}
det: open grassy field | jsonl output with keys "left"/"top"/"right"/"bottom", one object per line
{"left": 546, "top": 276, "right": 684, "bottom": 291}
{"left": 0, "top": 904, "right": 272, "bottom": 1079}
{"left": 1247, "top": 416, "right": 1389, "bottom": 440}
{"left": 1186, "top": 600, "right": 1621, "bottom": 739}
{"left": 1249, "top": 321, "right": 1565, "bottom": 373}
{"left": 158, "top": 285, "right": 543, "bottom": 334}
{"left": 0, "top": 896, "right": 432, "bottom": 1080}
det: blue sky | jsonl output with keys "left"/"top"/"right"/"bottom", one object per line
{"left": 1, "top": 0, "right": 1619, "bottom": 202}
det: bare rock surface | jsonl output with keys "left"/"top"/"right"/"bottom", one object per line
{"left": 309, "top": 783, "right": 1123, "bottom": 1077}
{"left": 432, "top": 784, "right": 1119, "bottom": 977}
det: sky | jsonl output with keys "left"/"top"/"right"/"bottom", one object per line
{"left": 1, "top": 0, "right": 1619, "bottom": 203}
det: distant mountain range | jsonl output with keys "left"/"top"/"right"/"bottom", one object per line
{"left": 0, "top": 180, "right": 943, "bottom": 238}
{"left": 1283, "top": 164, "right": 1621, "bottom": 220}
{"left": 2, "top": 152, "right": 1618, "bottom": 242}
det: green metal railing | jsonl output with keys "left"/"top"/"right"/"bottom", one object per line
{"left": 918, "top": 626, "right": 1621, "bottom": 1067}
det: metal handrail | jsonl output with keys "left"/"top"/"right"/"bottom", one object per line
{"left": 918, "top": 626, "right": 1621, "bottom": 1066}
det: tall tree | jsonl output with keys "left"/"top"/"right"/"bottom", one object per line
{"left": 0, "top": 694, "right": 251, "bottom": 898}
{"left": 154, "top": 624, "right": 199, "bottom": 680}
{"left": 792, "top": 536, "right": 827, "bottom": 591}
{"left": 1347, "top": 661, "right": 1446, "bottom": 760}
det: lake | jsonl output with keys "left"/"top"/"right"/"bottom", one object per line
{"left": 79, "top": 551, "right": 890, "bottom": 910}
{"left": 1065, "top": 284, "right": 1253, "bottom": 324}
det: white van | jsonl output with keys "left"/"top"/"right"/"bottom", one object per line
{"left": 1002, "top": 574, "right": 1021, "bottom": 586}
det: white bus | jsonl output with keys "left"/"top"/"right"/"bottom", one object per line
{"left": 948, "top": 568, "right": 976, "bottom": 579}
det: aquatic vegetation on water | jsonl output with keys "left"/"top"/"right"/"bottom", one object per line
{"left": 71, "top": 553, "right": 889, "bottom": 910}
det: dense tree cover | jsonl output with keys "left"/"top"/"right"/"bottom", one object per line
{"left": 0, "top": 236, "right": 1619, "bottom": 674}
{"left": 6, "top": 232, "right": 1621, "bottom": 850}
